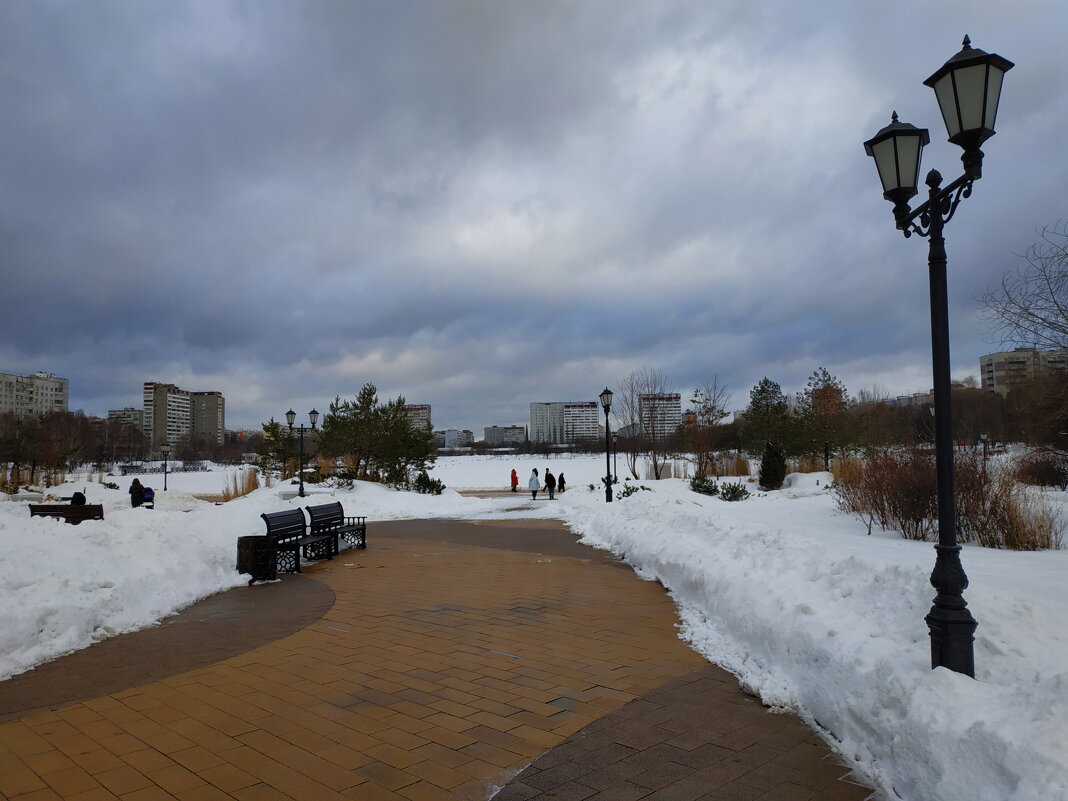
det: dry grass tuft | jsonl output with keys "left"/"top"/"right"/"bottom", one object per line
{"left": 221, "top": 468, "right": 260, "bottom": 502}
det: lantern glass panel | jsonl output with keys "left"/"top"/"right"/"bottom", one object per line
{"left": 952, "top": 64, "right": 990, "bottom": 133}
{"left": 932, "top": 74, "right": 960, "bottom": 138}
{"left": 984, "top": 68, "right": 1005, "bottom": 129}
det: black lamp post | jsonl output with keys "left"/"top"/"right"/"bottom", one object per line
{"left": 285, "top": 408, "right": 320, "bottom": 498}
{"left": 600, "top": 387, "right": 613, "bottom": 502}
{"left": 612, "top": 431, "right": 619, "bottom": 482}
{"left": 160, "top": 442, "right": 171, "bottom": 492}
{"left": 864, "top": 36, "right": 1013, "bottom": 678}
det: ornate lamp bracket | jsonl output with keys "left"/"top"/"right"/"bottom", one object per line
{"left": 900, "top": 169, "right": 974, "bottom": 239}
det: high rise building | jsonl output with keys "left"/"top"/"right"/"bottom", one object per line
{"left": 980, "top": 348, "right": 1068, "bottom": 395}
{"left": 530, "top": 400, "right": 600, "bottom": 444}
{"left": 108, "top": 407, "right": 144, "bottom": 429}
{"left": 640, "top": 393, "right": 683, "bottom": 439}
{"left": 563, "top": 402, "right": 599, "bottom": 442}
{"left": 405, "top": 404, "right": 432, "bottom": 430}
{"left": 191, "top": 391, "right": 225, "bottom": 446}
{"left": 143, "top": 382, "right": 190, "bottom": 453}
{"left": 484, "top": 425, "right": 527, "bottom": 446}
{"left": 0, "top": 371, "right": 68, "bottom": 418}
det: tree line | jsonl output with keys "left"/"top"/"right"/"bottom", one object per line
{"left": 256, "top": 382, "right": 436, "bottom": 489}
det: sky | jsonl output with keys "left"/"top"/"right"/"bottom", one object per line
{"left": 2, "top": 1, "right": 1066, "bottom": 432}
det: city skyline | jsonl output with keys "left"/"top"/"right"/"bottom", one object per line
{"left": 3, "top": 3, "right": 1065, "bottom": 433}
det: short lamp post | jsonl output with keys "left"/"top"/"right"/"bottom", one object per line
{"left": 600, "top": 387, "right": 613, "bottom": 503}
{"left": 612, "top": 431, "right": 619, "bottom": 483}
{"left": 980, "top": 432, "right": 989, "bottom": 467}
{"left": 285, "top": 408, "right": 320, "bottom": 498}
{"left": 864, "top": 36, "right": 1013, "bottom": 678}
{"left": 160, "top": 442, "right": 171, "bottom": 492}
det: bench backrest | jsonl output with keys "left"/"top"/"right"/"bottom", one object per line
{"left": 261, "top": 509, "right": 307, "bottom": 545}
{"left": 29, "top": 504, "right": 105, "bottom": 523}
{"left": 306, "top": 501, "right": 344, "bottom": 532}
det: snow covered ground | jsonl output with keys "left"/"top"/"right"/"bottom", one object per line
{"left": 1, "top": 455, "right": 1065, "bottom": 801}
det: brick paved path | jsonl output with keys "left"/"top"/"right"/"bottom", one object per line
{"left": 0, "top": 519, "right": 876, "bottom": 800}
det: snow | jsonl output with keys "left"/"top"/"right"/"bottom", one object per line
{"left": 1, "top": 456, "right": 1065, "bottom": 801}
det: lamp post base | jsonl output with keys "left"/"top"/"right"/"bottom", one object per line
{"left": 925, "top": 542, "right": 978, "bottom": 677}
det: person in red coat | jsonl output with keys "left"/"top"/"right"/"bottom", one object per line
{"left": 510, "top": 469, "right": 519, "bottom": 492}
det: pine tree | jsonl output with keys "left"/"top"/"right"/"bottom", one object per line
{"left": 742, "top": 378, "right": 789, "bottom": 455}
{"left": 759, "top": 440, "right": 787, "bottom": 490}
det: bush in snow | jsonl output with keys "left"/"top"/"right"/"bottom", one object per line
{"left": 1012, "top": 449, "right": 1068, "bottom": 490}
{"left": 689, "top": 475, "right": 720, "bottom": 496}
{"left": 618, "top": 483, "right": 651, "bottom": 499}
{"left": 412, "top": 470, "right": 446, "bottom": 495}
{"left": 719, "top": 482, "right": 750, "bottom": 502}
{"left": 834, "top": 447, "right": 1064, "bottom": 549}
{"left": 758, "top": 441, "right": 787, "bottom": 490}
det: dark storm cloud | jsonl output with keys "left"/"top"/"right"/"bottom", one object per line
{"left": 2, "top": 0, "right": 1065, "bottom": 430}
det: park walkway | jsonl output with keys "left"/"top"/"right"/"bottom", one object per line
{"left": 0, "top": 519, "right": 876, "bottom": 800}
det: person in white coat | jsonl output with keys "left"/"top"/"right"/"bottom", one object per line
{"left": 528, "top": 468, "right": 541, "bottom": 500}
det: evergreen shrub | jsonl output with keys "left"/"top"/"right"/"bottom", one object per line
{"left": 689, "top": 475, "right": 720, "bottom": 496}
{"left": 758, "top": 441, "right": 787, "bottom": 490}
{"left": 720, "top": 482, "right": 750, "bottom": 502}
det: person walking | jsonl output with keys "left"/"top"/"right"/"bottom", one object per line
{"left": 558, "top": 473, "right": 566, "bottom": 494}
{"left": 510, "top": 469, "right": 519, "bottom": 493}
{"left": 129, "top": 478, "right": 145, "bottom": 508}
{"left": 544, "top": 469, "right": 556, "bottom": 500}
{"left": 528, "top": 468, "right": 541, "bottom": 500}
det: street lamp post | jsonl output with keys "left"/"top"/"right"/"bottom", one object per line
{"left": 160, "top": 442, "right": 171, "bottom": 492}
{"left": 600, "top": 387, "right": 613, "bottom": 502}
{"left": 864, "top": 36, "right": 1013, "bottom": 678}
{"left": 285, "top": 408, "right": 320, "bottom": 498}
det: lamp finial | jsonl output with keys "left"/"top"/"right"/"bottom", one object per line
{"left": 962, "top": 34, "right": 971, "bottom": 49}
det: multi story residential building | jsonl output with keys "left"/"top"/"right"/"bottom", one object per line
{"left": 980, "top": 348, "right": 1068, "bottom": 395}
{"left": 0, "top": 371, "right": 69, "bottom": 418}
{"left": 143, "top": 382, "right": 226, "bottom": 454}
{"left": 564, "top": 402, "right": 599, "bottom": 442}
{"left": 530, "top": 401, "right": 601, "bottom": 444}
{"left": 639, "top": 393, "right": 683, "bottom": 440}
{"left": 530, "top": 402, "right": 565, "bottom": 443}
{"left": 191, "top": 391, "right": 225, "bottom": 446}
{"left": 143, "top": 383, "right": 190, "bottom": 453}
{"left": 108, "top": 407, "right": 144, "bottom": 429}
{"left": 437, "top": 429, "right": 474, "bottom": 449}
{"left": 405, "top": 404, "right": 432, "bottom": 430}
{"left": 484, "top": 425, "right": 527, "bottom": 446}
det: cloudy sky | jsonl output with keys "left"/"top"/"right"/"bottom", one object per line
{"left": 3, "top": 1, "right": 1065, "bottom": 432}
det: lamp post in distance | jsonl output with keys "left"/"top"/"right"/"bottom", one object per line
{"left": 863, "top": 35, "right": 1013, "bottom": 678}
{"left": 285, "top": 408, "right": 320, "bottom": 498}
{"left": 599, "top": 387, "right": 613, "bottom": 503}
{"left": 161, "top": 442, "right": 171, "bottom": 492}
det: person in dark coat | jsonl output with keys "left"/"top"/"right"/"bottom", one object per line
{"left": 544, "top": 469, "right": 557, "bottom": 500}
{"left": 129, "top": 478, "right": 145, "bottom": 508}
{"left": 510, "top": 469, "right": 519, "bottom": 492}
{"left": 558, "top": 473, "right": 566, "bottom": 494}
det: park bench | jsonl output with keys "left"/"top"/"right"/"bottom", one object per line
{"left": 260, "top": 508, "right": 334, "bottom": 574}
{"left": 306, "top": 501, "right": 367, "bottom": 552}
{"left": 29, "top": 504, "right": 105, "bottom": 525}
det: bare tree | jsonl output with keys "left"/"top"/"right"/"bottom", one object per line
{"left": 982, "top": 223, "right": 1068, "bottom": 351}
{"left": 678, "top": 376, "right": 730, "bottom": 477}
{"left": 614, "top": 368, "right": 674, "bottom": 479}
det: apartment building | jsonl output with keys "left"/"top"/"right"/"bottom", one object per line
{"left": 484, "top": 425, "right": 527, "bottom": 446}
{"left": 108, "top": 407, "right": 144, "bottom": 429}
{"left": 0, "top": 371, "right": 68, "bottom": 419}
{"left": 143, "top": 382, "right": 226, "bottom": 454}
{"left": 640, "top": 393, "right": 683, "bottom": 439}
{"left": 191, "top": 391, "right": 226, "bottom": 446}
{"left": 563, "top": 402, "right": 599, "bottom": 441}
{"left": 979, "top": 348, "right": 1068, "bottom": 396}
{"left": 530, "top": 400, "right": 602, "bottom": 444}
{"left": 405, "top": 404, "right": 432, "bottom": 430}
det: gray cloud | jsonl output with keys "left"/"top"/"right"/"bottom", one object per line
{"left": 2, "top": 0, "right": 1065, "bottom": 430}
